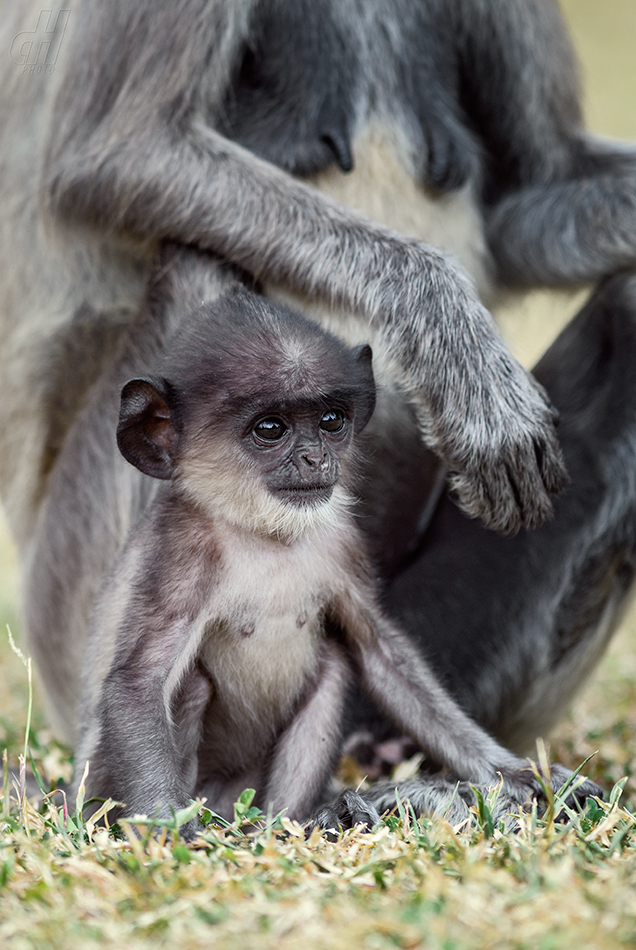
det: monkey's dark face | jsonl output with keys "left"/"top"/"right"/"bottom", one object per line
{"left": 242, "top": 401, "right": 354, "bottom": 507}
{"left": 173, "top": 391, "right": 359, "bottom": 540}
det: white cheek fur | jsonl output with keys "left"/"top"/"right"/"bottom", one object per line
{"left": 177, "top": 439, "right": 355, "bottom": 543}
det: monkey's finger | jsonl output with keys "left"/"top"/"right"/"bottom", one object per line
{"left": 307, "top": 790, "right": 381, "bottom": 840}
{"left": 548, "top": 764, "right": 604, "bottom": 810}
{"left": 501, "top": 764, "right": 603, "bottom": 819}
{"left": 304, "top": 807, "right": 342, "bottom": 842}
{"left": 534, "top": 433, "right": 570, "bottom": 495}
{"left": 176, "top": 817, "right": 201, "bottom": 842}
{"left": 448, "top": 461, "right": 528, "bottom": 535}
{"left": 332, "top": 789, "right": 381, "bottom": 830}
{"left": 504, "top": 448, "right": 554, "bottom": 532}
{"left": 503, "top": 427, "right": 569, "bottom": 531}
{"left": 507, "top": 378, "right": 569, "bottom": 502}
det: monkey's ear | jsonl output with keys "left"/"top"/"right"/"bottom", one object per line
{"left": 117, "top": 377, "right": 178, "bottom": 480}
{"left": 352, "top": 344, "right": 376, "bottom": 432}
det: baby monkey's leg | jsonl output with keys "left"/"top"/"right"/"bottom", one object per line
{"left": 265, "top": 643, "right": 351, "bottom": 821}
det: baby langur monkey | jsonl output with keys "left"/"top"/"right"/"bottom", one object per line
{"left": 74, "top": 283, "right": 597, "bottom": 838}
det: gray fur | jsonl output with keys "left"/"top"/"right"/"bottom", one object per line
{"left": 14, "top": 0, "right": 573, "bottom": 540}
{"left": 1, "top": 0, "right": 635, "bottom": 826}
{"left": 374, "top": 273, "right": 636, "bottom": 761}
{"left": 73, "top": 261, "right": 598, "bottom": 833}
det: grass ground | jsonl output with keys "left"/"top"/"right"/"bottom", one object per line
{"left": 2, "top": 1, "right": 636, "bottom": 947}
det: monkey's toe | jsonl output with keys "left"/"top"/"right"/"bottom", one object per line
{"left": 548, "top": 765, "right": 604, "bottom": 810}
{"left": 502, "top": 763, "right": 603, "bottom": 817}
{"left": 308, "top": 789, "right": 381, "bottom": 839}
{"left": 178, "top": 819, "right": 201, "bottom": 842}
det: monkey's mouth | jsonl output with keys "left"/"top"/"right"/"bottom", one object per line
{"left": 275, "top": 485, "right": 335, "bottom": 506}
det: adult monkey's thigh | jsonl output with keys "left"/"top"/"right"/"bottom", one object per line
{"left": 362, "top": 275, "right": 636, "bottom": 777}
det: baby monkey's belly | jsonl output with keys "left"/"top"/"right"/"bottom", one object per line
{"left": 196, "top": 608, "right": 324, "bottom": 780}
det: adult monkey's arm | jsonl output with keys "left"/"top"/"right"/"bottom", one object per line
{"left": 45, "top": 0, "right": 567, "bottom": 533}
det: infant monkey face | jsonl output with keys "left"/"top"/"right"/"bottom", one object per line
{"left": 243, "top": 402, "right": 354, "bottom": 506}
{"left": 116, "top": 288, "right": 376, "bottom": 537}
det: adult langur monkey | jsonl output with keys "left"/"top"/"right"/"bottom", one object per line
{"left": 0, "top": 0, "right": 635, "bottom": 822}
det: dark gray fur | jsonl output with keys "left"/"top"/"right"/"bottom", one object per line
{"left": 372, "top": 273, "right": 636, "bottom": 756}
{"left": 0, "top": 0, "right": 635, "bottom": 826}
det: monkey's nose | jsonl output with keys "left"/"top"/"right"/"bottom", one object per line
{"left": 300, "top": 449, "right": 326, "bottom": 469}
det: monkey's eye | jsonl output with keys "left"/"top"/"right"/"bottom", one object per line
{"left": 319, "top": 410, "right": 345, "bottom": 433}
{"left": 253, "top": 417, "right": 287, "bottom": 441}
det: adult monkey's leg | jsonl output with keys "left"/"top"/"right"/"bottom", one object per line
{"left": 362, "top": 273, "right": 636, "bottom": 757}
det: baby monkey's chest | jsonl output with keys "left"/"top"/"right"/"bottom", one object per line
{"left": 201, "top": 601, "right": 324, "bottom": 714}
{"left": 198, "top": 544, "right": 336, "bottom": 720}
{"left": 200, "top": 535, "right": 348, "bottom": 729}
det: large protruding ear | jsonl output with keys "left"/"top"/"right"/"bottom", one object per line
{"left": 117, "top": 377, "right": 178, "bottom": 480}
{"left": 352, "top": 344, "right": 376, "bottom": 432}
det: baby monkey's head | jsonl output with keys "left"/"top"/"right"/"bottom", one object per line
{"left": 117, "top": 287, "right": 376, "bottom": 540}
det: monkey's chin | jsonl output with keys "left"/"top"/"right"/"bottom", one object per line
{"left": 258, "top": 484, "right": 352, "bottom": 543}
{"left": 182, "top": 462, "right": 354, "bottom": 542}
{"left": 274, "top": 485, "right": 335, "bottom": 507}
{"left": 244, "top": 484, "right": 353, "bottom": 543}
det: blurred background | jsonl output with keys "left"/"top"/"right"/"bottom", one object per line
{"left": 0, "top": 0, "right": 635, "bottom": 784}
{"left": 498, "top": 0, "right": 636, "bottom": 364}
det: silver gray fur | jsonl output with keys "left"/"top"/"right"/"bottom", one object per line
{"left": 1, "top": 0, "right": 635, "bottom": 826}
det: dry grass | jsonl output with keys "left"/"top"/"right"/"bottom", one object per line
{"left": 2, "top": 659, "right": 636, "bottom": 950}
